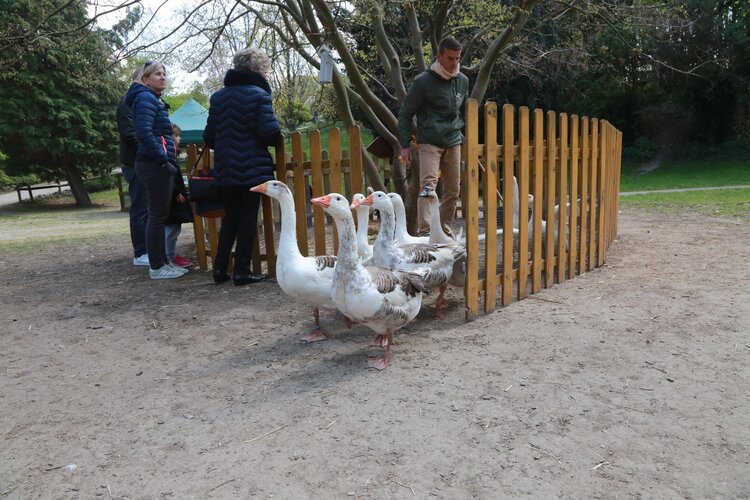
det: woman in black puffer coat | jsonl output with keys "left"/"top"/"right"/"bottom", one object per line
{"left": 204, "top": 48, "right": 281, "bottom": 286}
{"left": 125, "top": 61, "right": 185, "bottom": 280}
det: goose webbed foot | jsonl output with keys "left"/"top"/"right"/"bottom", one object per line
{"left": 300, "top": 326, "right": 327, "bottom": 343}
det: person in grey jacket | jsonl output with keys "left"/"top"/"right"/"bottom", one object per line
{"left": 397, "top": 37, "right": 470, "bottom": 237}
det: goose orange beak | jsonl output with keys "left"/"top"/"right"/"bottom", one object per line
{"left": 350, "top": 198, "right": 360, "bottom": 209}
{"left": 311, "top": 195, "right": 331, "bottom": 209}
{"left": 250, "top": 182, "right": 269, "bottom": 193}
{"left": 361, "top": 194, "right": 374, "bottom": 206}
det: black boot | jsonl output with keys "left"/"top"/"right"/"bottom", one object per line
{"left": 213, "top": 268, "right": 230, "bottom": 284}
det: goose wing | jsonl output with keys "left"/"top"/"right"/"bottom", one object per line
{"left": 366, "top": 266, "right": 431, "bottom": 297}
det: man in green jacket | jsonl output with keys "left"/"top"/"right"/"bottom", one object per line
{"left": 398, "top": 37, "right": 470, "bottom": 236}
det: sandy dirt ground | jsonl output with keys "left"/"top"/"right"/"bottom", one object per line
{"left": 1, "top": 208, "right": 749, "bottom": 499}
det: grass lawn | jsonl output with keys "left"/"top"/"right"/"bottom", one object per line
{"left": 618, "top": 158, "right": 750, "bottom": 218}
{"left": 619, "top": 187, "right": 750, "bottom": 218}
{"left": 0, "top": 189, "right": 127, "bottom": 251}
{"left": 620, "top": 159, "right": 750, "bottom": 191}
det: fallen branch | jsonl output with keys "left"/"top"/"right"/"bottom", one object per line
{"left": 393, "top": 480, "right": 416, "bottom": 496}
{"left": 644, "top": 361, "right": 667, "bottom": 374}
{"left": 528, "top": 295, "right": 564, "bottom": 305}
{"left": 208, "top": 478, "right": 236, "bottom": 492}
{"left": 3, "top": 423, "right": 16, "bottom": 438}
{"left": 244, "top": 424, "right": 288, "bottom": 443}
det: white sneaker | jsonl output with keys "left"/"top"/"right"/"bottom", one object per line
{"left": 168, "top": 263, "right": 188, "bottom": 275}
{"left": 133, "top": 254, "right": 150, "bottom": 266}
{"left": 149, "top": 265, "right": 184, "bottom": 279}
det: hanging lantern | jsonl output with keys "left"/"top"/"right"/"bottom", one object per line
{"left": 319, "top": 45, "right": 333, "bottom": 83}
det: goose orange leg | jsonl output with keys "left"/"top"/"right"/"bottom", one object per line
{"left": 300, "top": 307, "right": 327, "bottom": 343}
{"left": 434, "top": 284, "right": 448, "bottom": 319}
{"left": 367, "top": 331, "right": 394, "bottom": 370}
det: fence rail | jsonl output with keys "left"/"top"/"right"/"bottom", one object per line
{"left": 186, "top": 100, "right": 622, "bottom": 319}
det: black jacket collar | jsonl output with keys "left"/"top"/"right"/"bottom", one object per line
{"left": 224, "top": 69, "right": 272, "bottom": 93}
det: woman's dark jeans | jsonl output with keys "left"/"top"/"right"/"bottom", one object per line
{"left": 215, "top": 186, "right": 261, "bottom": 276}
{"left": 134, "top": 160, "right": 175, "bottom": 270}
{"left": 121, "top": 165, "right": 148, "bottom": 258}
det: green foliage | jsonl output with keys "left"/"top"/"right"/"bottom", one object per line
{"left": 164, "top": 82, "right": 210, "bottom": 112}
{"left": 623, "top": 137, "right": 659, "bottom": 162}
{"left": 0, "top": 171, "right": 40, "bottom": 191}
{"left": 84, "top": 174, "right": 117, "bottom": 193}
{"left": 0, "top": 0, "right": 122, "bottom": 182}
{"left": 279, "top": 123, "right": 374, "bottom": 158}
{"left": 273, "top": 74, "right": 319, "bottom": 132}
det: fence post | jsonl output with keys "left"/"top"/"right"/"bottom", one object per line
{"left": 557, "top": 113, "right": 568, "bottom": 284}
{"left": 532, "top": 109, "right": 544, "bottom": 293}
{"left": 310, "top": 130, "right": 327, "bottom": 256}
{"left": 597, "top": 121, "right": 607, "bottom": 267}
{"left": 579, "top": 117, "right": 590, "bottom": 273}
{"left": 588, "top": 119, "right": 599, "bottom": 271}
{"left": 328, "top": 128, "right": 342, "bottom": 253}
{"left": 517, "top": 107, "right": 530, "bottom": 299}
{"left": 291, "top": 132, "right": 309, "bottom": 256}
{"left": 545, "top": 111, "right": 557, "bottom": 287}
{"left": 483, "top": 103, "right": 498, "bottom": 313}
{"left": 464, "top": 99, "right": 480, "bottom": 319}
{"left": 568, "top": 115, "right": 580, "bottom": 278}
{"left": 501, "top": 104, "right": 515, "bottom": 306}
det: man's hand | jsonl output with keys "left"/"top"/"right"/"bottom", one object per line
{"left": 400, "top": 147, "right": 412, "bottom": 165}
{"left": 176, "top": 193, "right": 187, "bottom": 204}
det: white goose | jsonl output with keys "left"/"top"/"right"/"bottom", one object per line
{"left": 351, "top": 193, "right": 373, "bottom": 263}
{"left": 251, "top": 180, "right": 340, "bottom": 342}
{"left": 311, "top": 193, "right": 430, "bottom": 370}
{"left": 387, "top": 192, "right": 430, "bottom": 245}
{"left": 362, "top": 191, "right": 464, "bottom": 319}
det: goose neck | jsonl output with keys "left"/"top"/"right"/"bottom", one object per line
{"left": 276, "top": 193, "right": 303, "bottom": 258}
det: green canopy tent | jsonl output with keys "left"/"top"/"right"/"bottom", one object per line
{"left": 170, "top": 98, "right": 208, "bottom": 145}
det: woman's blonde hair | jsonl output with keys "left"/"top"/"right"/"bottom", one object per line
{"left": 141, "top": 61, "right": 166, "bottom": 81}
{"left": 232, "top": 48, "right": 271, "bottom": 74}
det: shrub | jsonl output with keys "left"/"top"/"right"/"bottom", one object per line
{"left": 623, "top": 136, "right": 659, "bottom": 162}
{"left": 84, "top": 174, "right": 117, "bottom": 193}
{"left": 0, "top": 171, "right": 40, "bottom": 192}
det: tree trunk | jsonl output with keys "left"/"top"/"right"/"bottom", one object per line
{"left": 63, "top": 163, "right": 93, "bottom": 208}
{"left": 362, "top": 149, "right": 386, "bottom": 193}
{"left": 388, "top": 154, "right": 407, "bottom": 197}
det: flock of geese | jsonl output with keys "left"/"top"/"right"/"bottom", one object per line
{"left": 250, "top": 180, "right": 466, "bottom": 370}
{"left": 249, "top": 178, "right": 570, "bottom": 370}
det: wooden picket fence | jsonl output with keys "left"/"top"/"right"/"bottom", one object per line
{"left": 462, "top": 100, "right": 622, "bottom": 317}
{"left": 185, "top": 100, "right": 622, "bottom": 319}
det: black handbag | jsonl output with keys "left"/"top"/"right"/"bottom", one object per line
{"left": 187, "top": 148, "right": 225, "bottom": 217}
{"left": 187, "top": 174, "right": 219, "bottom": 202}
{"left": 187, "top": 148, "right": 219, "bottom": 202}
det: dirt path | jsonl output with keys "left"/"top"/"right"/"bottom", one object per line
{"left": 1, "top": 209, "right": 749, "bottom": 498}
